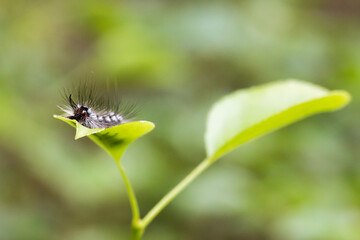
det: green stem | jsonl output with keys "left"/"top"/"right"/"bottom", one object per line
{"left": 115, "top": 161, "right": 141, "bottom": 222}
{"left": 141, "top": 158, "right": 213, "bottom": 227}
{"left": 116, "top": 158, "right": 214, "bottom": 239}
{"left": 131, "top": 221, "right": 144, "bottom": 240}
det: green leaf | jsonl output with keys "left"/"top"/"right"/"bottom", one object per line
{"left": 54, "top": 115, "right": 155, "bottom": 162}
{"left": 205, "top": 80, "right": 351, "bottom": 161}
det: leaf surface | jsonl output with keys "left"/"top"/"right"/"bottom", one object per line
{"left": 54, "top": 115, "right": 155, "bottom": 161}
{"left": 205, "top": 80, "right": 351, "bottom": 161}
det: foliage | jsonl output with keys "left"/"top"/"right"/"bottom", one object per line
{"left": 55, "top": 80, "right": 350, "bottom": 240}
{"left": 205, "top": 80, "right": 350, "bottom": 160}
{"left": 53, "top": 116, "right": 154, "bottom": 161}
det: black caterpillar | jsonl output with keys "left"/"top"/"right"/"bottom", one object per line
{"left": 58, "top": 84, "right": 136, "bottom": 129}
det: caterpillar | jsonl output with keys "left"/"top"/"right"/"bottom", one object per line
{"left": 58, "top": 83, "right": 137, "bottom": 129}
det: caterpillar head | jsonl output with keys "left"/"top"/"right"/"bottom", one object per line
{"left": 68, "top": 94, "right": 89, "bottom": 124}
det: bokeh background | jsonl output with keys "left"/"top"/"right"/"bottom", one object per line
{"left": 0, "top": 0, "right": 359, "bottom": 239}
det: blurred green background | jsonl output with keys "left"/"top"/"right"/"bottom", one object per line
{"left": 0, "top": 0, "right": 359, "bottom": 239}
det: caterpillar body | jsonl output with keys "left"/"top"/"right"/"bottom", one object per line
{"left": 58, "top": 85, "right": 136, "bottom": 129}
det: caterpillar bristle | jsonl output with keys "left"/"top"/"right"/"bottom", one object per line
{"left": 58, "top": 83, "right": 137, "bottom": 129}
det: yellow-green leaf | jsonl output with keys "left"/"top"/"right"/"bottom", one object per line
{"left": 205, "top": 80, "right": 351, "bottom": 161}
{"left": 54, "top": 115, "right": 155, "bottom": 162}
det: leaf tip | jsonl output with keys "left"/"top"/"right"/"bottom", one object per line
{"left": 330, "top": 90, "right": 352, "bottom": 109}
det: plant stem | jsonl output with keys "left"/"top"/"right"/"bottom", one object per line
{"left": 141, "top": 158, "right": 213, "bottom": 227}
{"left": 115, "top": 161, "right": 140, "bottom": 222}
{"left": 116, "top": 158, "right": 214, "bottom": 239}
{"left": 131, "top": 220, "right": 144, "bottom": 240}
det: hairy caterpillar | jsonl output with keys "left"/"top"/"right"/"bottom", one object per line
{"left": 58, "top": 84, "right": 137, "bottom": 129}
